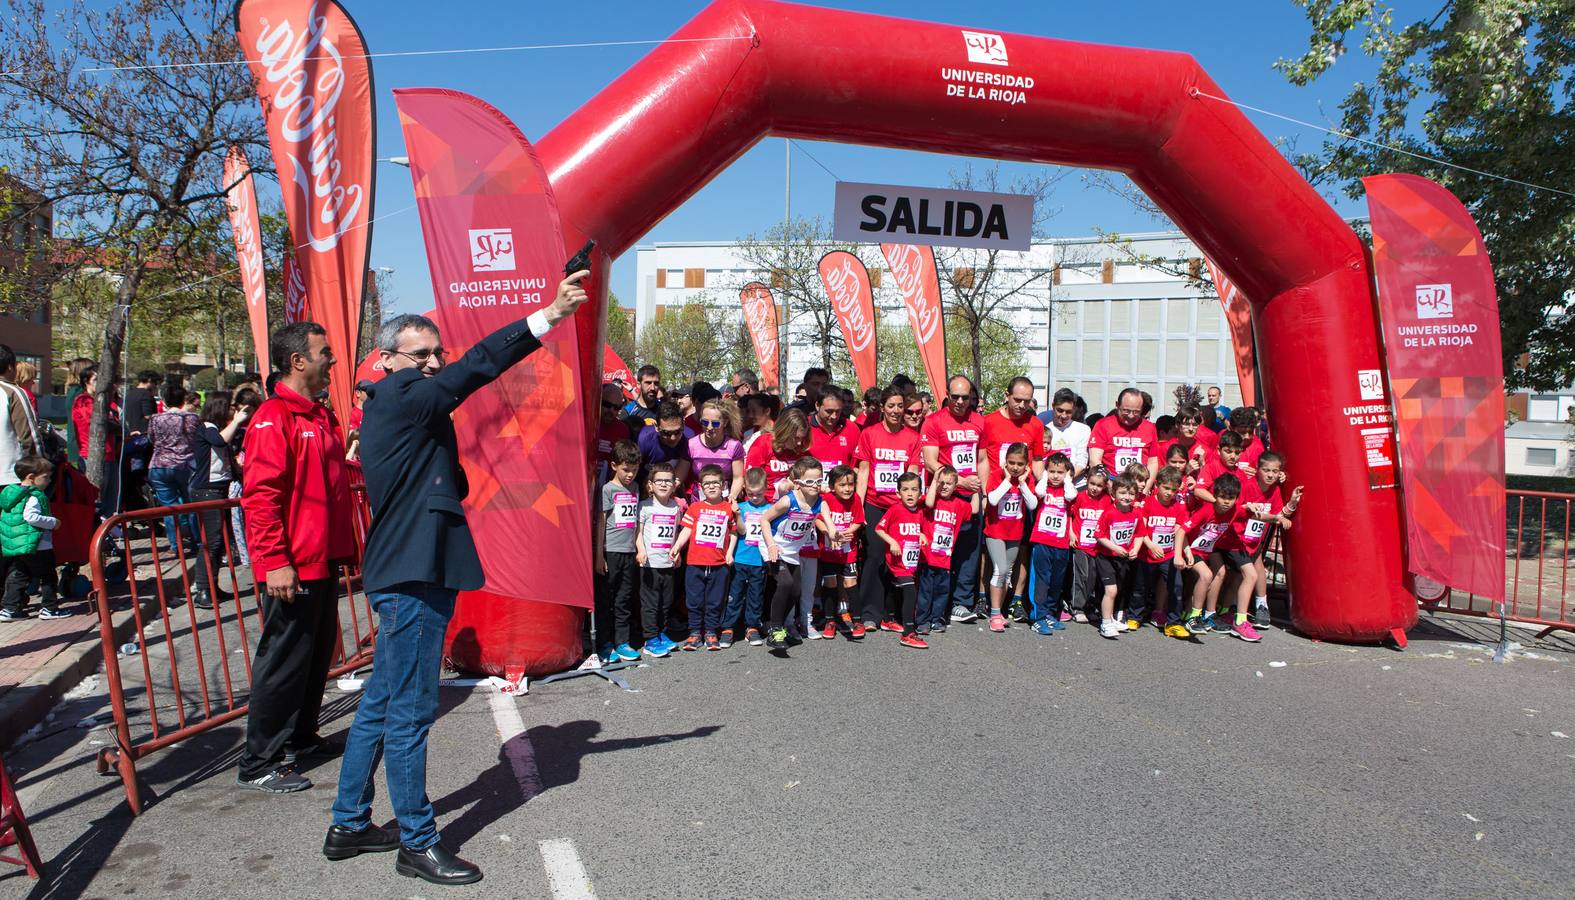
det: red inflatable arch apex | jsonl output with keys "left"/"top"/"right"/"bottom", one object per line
{"left": 535, "top": 0, "right": 1415, "bottom": 642}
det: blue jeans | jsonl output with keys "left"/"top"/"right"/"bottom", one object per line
{"left": 685, "top": 565, "right": 729, "bottom": 636}
{"left": 147, "top": 465, "right": 193, "bottom": 547}
{"left": 723, "top": 563, "right": 765, "bottom": 631}
{"left": 918, "top": 563, "right": 952, "bottom": 626}
{"left": 332, "top": 582, "right": 456, "bottom": 850}
{"left": 1029, "top": 544, "right": 1073, "bottom": 622}
{"left": 949, "top": 509, "right": 984, "bottom": 609}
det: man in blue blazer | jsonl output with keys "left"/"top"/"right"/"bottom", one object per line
{"left": 325, "top": 270, "right": 590, "bottom": 886}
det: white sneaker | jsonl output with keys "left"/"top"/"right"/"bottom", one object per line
{"left": 1099, "top": 619, "right": 1120, "bottom": 639}
{"left": 805, "top": 629, "right": 824, "bottom": 640}
{"left": 1073, "top": 611, "right": 1089, "bottom": 624}
{"left": 1114, "top": 617, "right": 1131, "bottom": 632}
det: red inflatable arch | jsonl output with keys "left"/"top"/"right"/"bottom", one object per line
{"left": 525, "top": 0, "right": 1413, "bottom": 646}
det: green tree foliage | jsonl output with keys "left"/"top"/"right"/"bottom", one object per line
{"left": 606, "top": 297, "right": 636, "bottom": 364}
{"left": 634, "top": 300, "right": 740, "bottom": 386}
{"left": 871, "top": 313, "right": 1026, "bottom": 403}
{"left": 1277, "top": 0, "right": 1575, "bottom": 389}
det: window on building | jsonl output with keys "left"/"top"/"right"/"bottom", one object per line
{"left": 1109, "top": 299, "right": 1131, "bottom": 332}
{"left": 1526, "top": 447, "right": 1557, "bottom": 468}
{"left": 1136, "top": 299, "right": 1161, "bottom": 333}
{"left": 1082, "top": 341, "right": 1105, "bottom": 373}
{"left": 1195, "top": 339, "right": 1219, "bottom": 374}
{"left": 1166, "top": 298, "right": 1190, "bottom": 335}
{"left": 1527, "top": 395, "right": 1575, "bottom": 422}
{"left": 655, "top": 269, "right": 666, "bottom": 289}
{"left": 1165, "top": 339, "right": 1190, "bottom": 377}
{"left": 683, "top": 268, "right": 705, "bottom": 288}
{"left": 1055, "top": 342, "right": 1078, "bottom": 376}
{"left": 1195, "top": 299, "right": 1224, "bottom": 335}
{"left": 1110, "top": 340, "right": 1131, "bottom": 376}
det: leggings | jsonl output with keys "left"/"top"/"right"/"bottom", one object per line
{"left": 985, "top": 537, "right": 1021, "bottom": 588}
{"left": 767, "top": 561, "right": 805, "bottom": 631}
{"left": 894, "top": 577, "right": 918, "bottom": 633}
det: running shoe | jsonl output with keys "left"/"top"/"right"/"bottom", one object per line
{"left": 0, "top": 609, "right": 28, "bottom": 622}
{"left": 1163, "top": 624, "right": 1193, "bottom": 639}
{"left": 614, "top": 643, "right": 641, "bottom": 662}
{"left": 1125, "top": 617, "right": 1141, "bottom": 632}
{"left": 1073, "top": 611, "right": 1089, "bottom": 624}
{"left": 237, "top": 766, "right": 311, "bottom": 793}
{"left": 879, "top": 619, "right": 903, "bottom": 633}
{"left": 898, "top": 632, "right": 929, "bottom": 649}
{"left": 1231, "top": 620, "right": 1263, "bottom": 643}
{"left": 930, "top": 621, "right": 948, "bottom": 634}
{"left": 39, "top": 607, "right": 75, "bottom": 620}
{"left": 682, "top": 635, "right": 702, "bottom": 651}
{"left": 765, "top": 627, "right": 788, "bottom": 650}
{"left": 1059, "top": 611, "right": 1073, "bottom": 622}
{"left": 1251, "top": 605, "right": 1273, "bottom": 629}
{"left": 598, "top": 644, "right": 617, "bottom": 664}
{"left": 745, "top": 627, "right": 764, "bottom": 646}
{"left": 705, "top": 634, "right": 721, "bottom": 651}
{"left": 1033, "top": 619, "right": 1054, "bottom": 635}
{"left": 1183, "top": 615, "right": 1207, "bottom": 636}
{"left": 819, "top": 622, "right": 836, "bottom": 639}
{"left": 950, "top": 605, "right": 978, "bottom": 623}
{"left": 850, "top": 621, "right": 867, "bottom": 639}
{"left": 717, "top": 629, "right": 734, "bottom": 649}
{"left": 1049, "top": 618, "right": 1066, "bottom": 631}
{"left": 642, "top": 640, "right": 670, "bottom": 659}
{"left": 1115, "top": 617, "right": 1131, "bottom": 632}
{"left": 1007, "top": 599, "right": 1028, "bottom": 622}
{"left": 989, "top": 614, "right": 1007, "bottom": 633}
{"left": 916, "top": 623, "right": 931, "bottom": 636}
{"left": 1099, "top": 619, "right": 1121, "bottom": 639}
{"left": 1205, "top": 614, "right": 1231, "bottom": 634}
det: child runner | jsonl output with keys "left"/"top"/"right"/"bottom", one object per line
{"left": 1215, "top": 451, "right": 1301, "bottom": 636}
{"left": 722, "top": 468, "right": 772, "bottom": 647}
{"left": 1227, "top": 407, "right": 1265, "bottom": 477}
{"left": 1093, "top": 474, "right": 1143, "bottom": 639}
{"left": 818, "top": 464, "right": 866, "bottom": 639}
{"left": 0, "top": 457, "right": 66, "bottom": 621}
{"left": 1176, "top": 474, "right": 1243, "bottom": 636}
{"left": 1192, "top": 430, "right": 1245, "bottom": 507}
{"left": 1069, "top": 468, "right": 1111, "bottom": 624}
{"left": 1028, "top": 453, "right": 1076, "bottom": 634}
{"left": 672, "top": 465, "right": 737, "bottom": 650}
{"left": 596, "top": 441, "right": 643, "bottom": 662}
{"left": 759, "top": 457, "right": 829, "bottom": 651}
{"left": 982, "top": 443, "right": 1037, "bottom": 632}
{"left": 635, "top": 462, "right": 682, "bottom": 658}
{"left": 1135, "top": 467, "right": 1187, "bottom": 633}
{"left": 920, "top": 466, "right": 975, "bottom": 633}
{"left": 873, "top": 471, "right": 928, "bottom": 647}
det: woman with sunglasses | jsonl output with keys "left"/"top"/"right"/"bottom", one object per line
{"left": 686, "top": 398, "right": 744, "bottom": 502}
{"left": 854, "top": 386, "right": 923, "bottom": 632}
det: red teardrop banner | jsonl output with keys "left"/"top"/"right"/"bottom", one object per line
{"left": 222, "top": 146, "right": 270, "bottom": 371}
{"left": 818, "top": 250, "right": 879, "bottom": 391}
{"left": 739, "top": 281, "right": 781, "bottom": 390}
{"left": 880, "top": 243, "right": 948, "bottom": 395}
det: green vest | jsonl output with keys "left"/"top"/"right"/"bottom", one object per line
{"left": 0, "top": 483, "right": 48, "bottom": 557}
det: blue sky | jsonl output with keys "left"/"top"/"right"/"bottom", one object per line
{"left": 345, "top": 0, "right": 1394, "bottom": 314}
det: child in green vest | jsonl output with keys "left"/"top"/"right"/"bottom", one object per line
{"left": 1, "top": 456, "right": 67, "bottom": 621}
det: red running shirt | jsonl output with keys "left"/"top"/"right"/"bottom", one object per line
{"left": 1220, "top": 477, "right": 1283, "bottom": 554}
{"left": 1136, "top": 493, "right": 1186, "bottom": 563}
{"left": 1031, "top": 488, "right": 1073, "bottom": 549}
{"left": 878, "top": 502, "right": 927, "bottom": 577}
{"left": 983, "top": 469, "right": 1030, "bottom": 541}
{"left": 856, "top": 424, "right": 921, "bottom": 508}
{"left": 1089, "top": 416, "right": 1159, "bottom": 472}
{"left": 1071, "top": 492, "right": 1111, "bottom": 553}
{"left": 1180, "top": 503, "right": 1236, "bottom": 555}
{"left": 1094, "top": 504, "right": 1143, "bottom": 557}
{"left": 923, "top": 495, "right": 972, "bottom": 568}
{"left": 919, "top": 411, "right": 987, "bottom": 494}
{"left": 818, "top": 492, "right": 865, "bottom": 563}
{"left": 681, "top": 500, "right": 735, "bottom": 567}
{"left": 982, "top": 409, "right": 1045, "bottom": 469}
{"left": 744, "top": 439, "right": 801, "bottom": 504}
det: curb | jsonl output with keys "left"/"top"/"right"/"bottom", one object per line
{"left": 0, "top": 604, "right": 146, "bottom": 752}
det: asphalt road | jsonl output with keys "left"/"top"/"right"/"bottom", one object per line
{"left": 4, "top": 614, "right": 1574, "bottom": 899}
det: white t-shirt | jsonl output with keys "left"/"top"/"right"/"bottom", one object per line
{"left": 638, "top": 498, "right": 682, "bottom": 568}
{"left": 1044, "top": 419, "right": 1091, "bottom": 478}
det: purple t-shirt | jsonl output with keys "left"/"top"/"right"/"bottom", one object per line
{"left": 687, "top": 434, "right": 743, "bottom": 499}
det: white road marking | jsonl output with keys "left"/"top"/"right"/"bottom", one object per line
{"left": 538, "top": 838, "right": 598, "bottom": 899}
{"left": 487, "top": 687, "right": 543, "bottom": 799}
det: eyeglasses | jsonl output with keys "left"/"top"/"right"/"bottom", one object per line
{"left": 395, "top": 348, "right": 446, "bottom": 364}
{"left": 904, "top": 410, "right": 924, "bottom": 417}
{"left": 700, "top": 418, "right": 723, "bottom": 428}
{"left": 650, "top": 478, "right": 676, "bottom": 485}
{"left": 795, "top": 478, "right": 821, "bottom": 487}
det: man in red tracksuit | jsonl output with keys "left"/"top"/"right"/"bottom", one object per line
{"left": 237, "top": 321, "right": 355, "bottom": 793}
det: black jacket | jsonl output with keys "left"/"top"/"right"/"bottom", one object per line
{"left": 358, "top": 317, "right": 543, "bottom": 593}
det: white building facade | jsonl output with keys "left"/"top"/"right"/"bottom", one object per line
{"left": 633, "top": 231, "right": 1247, "bottom": 409}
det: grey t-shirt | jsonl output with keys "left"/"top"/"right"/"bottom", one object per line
{"left": 601, "top": 479, "right": 640, "bottom": 554}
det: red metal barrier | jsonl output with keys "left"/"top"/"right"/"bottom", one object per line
{"left": 90, "top": 489, "right": 376, "bottom": 815}
{"left": 1420, "top": 490, "right": 1574, "bottom": 635}
{"left": 0, "top": 757, "right": 43, "bottom": 879}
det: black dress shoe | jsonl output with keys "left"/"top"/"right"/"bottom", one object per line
{"left": 395, "top": 844, "right": 483, "bottom": 885}
{"left": 323, "top": 824, "right": 400, "bottom": 860}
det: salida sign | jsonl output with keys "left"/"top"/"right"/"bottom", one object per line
{"left": 834, "top": 181, "right": 1033, "bottom": 251}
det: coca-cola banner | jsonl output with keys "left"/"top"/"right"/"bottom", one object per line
{"left": 603, "top": 345, "right": 636, "bottom": 399}
{"left": 880, "top": 243, "right": 948, "bottom": 395}
{"left": 1364, "top": 173, "right": 1505, "bottom": 601}
{"left": 818, "top": 250, "right": 878, "bottom": 391}
{"left": 739, "top": 282, "right": 781, "bottom": 390}
{"left": 394, "top": 87, "right": 593, "bottom": 616}
{"left": 234, "top": 0, "right": 375, "bottom": 417}
{"left": 1203, "top": 256, "right": 1257, "bottom": 406}
{"left": 222, "top": 146, "right": 270, "bottom": 370}
{"left": 281, "top": 243, "right": 309, "bottom": 324}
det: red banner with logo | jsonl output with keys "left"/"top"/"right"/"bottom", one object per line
{"left": 234, "top": 0, "right": 375, "bottom": 417}
{"left": 1203, "top": 256, "right": 1257, "bottom": 407}
{"left": 880, "top": 243, "right": 947, "bottom": 395}
{"left": 603, "top": 345, "right": 636, "bottom": 399}
{"left": 739, "top": 282, "right": 781, "bottom": 390}
{"left": 394, "top": 87, "right": 592, "bottom": 616}
{"left": 281, "top": 241, "right": 308, "bottom": 325}
{"left": 818, "top": 250, "right": 878, "bottom": 391}
{"left": 1364, "top": 173, "right": 1505, "bottom": 602}
{"left": 222, "top": 146, "right": 270, "bottom": 370}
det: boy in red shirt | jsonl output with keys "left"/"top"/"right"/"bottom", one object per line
{"left": 1227, "top": 407, "right": 1265, "bottom": 478}
{"left": 1068, "top": 469, "right": 1111, "bottom": 624}
{"left": 1134, "top": 467, "right": 1187, "bottom": 633}
{"left": 1093, "top": 474, "right": 1144, "bottom": 638}
{"left": 672, "top": 465, "right": 737, "bottom": 651}
{"left": 1192, "top": 430, "right": 1245, "bottom": 506}
{"left": 982, "top": 443, "right": 1037, "bottom": 632}
{"left": 874, "top": 471, "right": 929, "bottom": 647}
{"left": 1028, "top": 453, "right": 1076, "bottom": 634}
{"left": 1211, "top": 451, "right": 1301, "bottom": 637}
{"left": 1176, "top": 473, "right": 1242, "bottom": 636}
{"left": 919, "top": 466, "right": 976, "bottom": 634}
{"left": 818, "top": 464, "right": 866, "bottom": 639}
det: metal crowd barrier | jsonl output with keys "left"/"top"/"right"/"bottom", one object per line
{"left": 90, "top": 488, "right": 375, "bottom": 815}
{"left": 1420, "top": 489, "right": 1574, "bottom": 637}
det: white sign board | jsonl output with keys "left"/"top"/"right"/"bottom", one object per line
{"left": 833, "top": 181, "right": 1034, "bottom": 251}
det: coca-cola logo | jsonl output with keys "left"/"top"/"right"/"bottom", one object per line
{"left": 225, "top": 154, "right": 266, "bottom": 309}
{"left": 250, "top": 2, "right": 366, "bottom": 253}
{"left": 821, "top": 254, "right": 874, "bottom": 353}
{"left": 884, "top": 244, "right": 940, "bottom": 343}
{"left": 742, "top": 285, "right": 778, "bottom": 360}
{"left": 283, "top": 252, "right": 309, "bottom": 322}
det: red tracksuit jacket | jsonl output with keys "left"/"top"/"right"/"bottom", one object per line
{"left": 241, "top": 383, "right": 355, "bottom": 582}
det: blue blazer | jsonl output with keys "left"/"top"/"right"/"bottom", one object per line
{"left": 358, "top": 318, "right": 543, "bottom": 593}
